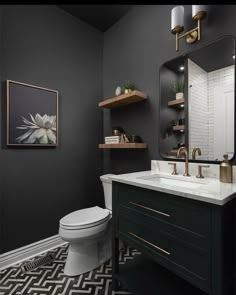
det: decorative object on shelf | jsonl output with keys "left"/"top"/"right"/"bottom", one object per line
{"left": 7, "top": 80, "right": 58, "bottom": 146}
{"left": 104, "top": 135, "right": 122, "bottom": 144}
{"left": 171, "top": 5, "right": 208, "bottom": 51}
{"left": 173, "top": 80, "right": 184, "bottom": 100}
{"left": 112, "top": 126, "right": 124, "bottom": 136}
{"left": 105, "top": 126, "right": 130, "bottom": 145}
{"left": 219, "top": 154, "right": 232, "bottom": 183}
{"left": 166, "top": 120, "right": 178, "bottom": 136}
{"left": 166, "top": 119, "right": 185, "bottom": 136}
{"left": 178, "top": 118, "right": 185, "bottom": 125}
{"left": 115, "top": 86, "right": 122, "bottom": 96}
{"left": 128, "top": 135, "right": 143, "bottom": 143}
{"left": 124, "top": 80, "right": 136, "bottom": 94}
{"left": 122, "top": 133, "right": 130, "bottom": 143}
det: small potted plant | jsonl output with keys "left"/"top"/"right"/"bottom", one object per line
{"left": 124, "top": 80, "right": 136, "bottom": 94}
{"left": 173, "top": 80, "right": 184, "bottom": 100}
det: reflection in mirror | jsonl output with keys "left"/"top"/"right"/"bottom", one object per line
{"left": 160, "top": 36, "right": 235, "bottom": 162}
{"left": 160, "top": 57, "right": 186, "bottom": 159}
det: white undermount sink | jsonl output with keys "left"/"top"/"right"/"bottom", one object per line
{"left": 137, "top": 173, "right": 208, "bottom": 189}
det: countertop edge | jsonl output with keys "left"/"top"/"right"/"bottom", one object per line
{"left": 110, "top": 176, "right": 236, "bottom": 206}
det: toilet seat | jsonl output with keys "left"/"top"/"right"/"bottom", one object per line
{"left": 60, "top": 206, "right": 110, "bottom": 230}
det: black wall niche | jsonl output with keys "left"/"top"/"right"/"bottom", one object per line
{"left": 0, "top": 5, "right": 103, "bottom": 253}
{"left": 159, "top": 66, "right": 185, "bottom": 157}
{"left": 103, "top": 5, "right": 236, "bottom": 173}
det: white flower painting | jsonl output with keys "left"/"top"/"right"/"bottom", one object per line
{"left": 16, "top": 113, "right": 57, "bottom": 144}
{"left": 7, "top": 80, "right": 58, "bottom": 146}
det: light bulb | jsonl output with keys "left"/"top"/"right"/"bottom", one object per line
{"left": 171, "top": 6, "right": 184, "bottom": 33}
{"left": 192, "top": 5, "right": 207, "bottom": 21}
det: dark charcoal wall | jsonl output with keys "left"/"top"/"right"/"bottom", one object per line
{"left": 1, "top": 4, "right": 236, "bottom": 255}
{"left": 103, "top": 5, "right": 236, "bottom": 174}
{"left": 0, "top": 5, "right": 103, "bottom": 253}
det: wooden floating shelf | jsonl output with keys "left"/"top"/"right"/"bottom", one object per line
{"left": 99, "top": 143, "right": 147, "bottom": 149}
{"left": 168, "top": 98, "right": 184, "bottom": 108}
{"left": 98, "top": 90, "right": 147, "bottom": 109}
{"left": 173, "top": 125, "right": 185, "bottom": 131}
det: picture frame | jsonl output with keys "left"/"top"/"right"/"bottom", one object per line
{"left": 7, "top": 80, "right": 58, "bottom": 146}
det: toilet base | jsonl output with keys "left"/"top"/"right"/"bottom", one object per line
{"left": 63, "top": 221, "right": 112, "bottom": 276}
{"left": 64, "top": 242, "right": 99, "bottom": 276}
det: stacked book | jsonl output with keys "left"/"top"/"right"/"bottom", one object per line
{"left": 105, "top": 135, "right": 122, "bottom": 144}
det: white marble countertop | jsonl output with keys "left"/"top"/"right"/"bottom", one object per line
{"left": 109, "top": 170, "right": 236, "bottom": 206}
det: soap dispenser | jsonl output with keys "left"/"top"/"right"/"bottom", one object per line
{"left": 220, "top": 154, "right": 232, "bottom": 183}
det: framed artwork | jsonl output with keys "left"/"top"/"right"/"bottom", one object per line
{"left": 7, "top": 80, "right": 58, "bottom": 146}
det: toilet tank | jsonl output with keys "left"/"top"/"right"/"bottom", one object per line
{"left": 100, "top": 174, "right": 114, "bottom": 210}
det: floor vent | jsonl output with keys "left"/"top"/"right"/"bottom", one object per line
{"left": 21, "top": 253, "right": 55, "bottom": 273}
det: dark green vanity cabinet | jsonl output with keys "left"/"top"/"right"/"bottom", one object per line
{"left": 112, "top": 182, "right": 235, "bottom": 295}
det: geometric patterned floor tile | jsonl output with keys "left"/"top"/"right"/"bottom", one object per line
{"left": 0, "top": 244, "right": 141, "bottom": 295}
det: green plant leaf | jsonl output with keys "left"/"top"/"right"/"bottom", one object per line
{"left": 124, "top": 80, "right": 136, "bottom": 90}
{"left": 173, "top": 80, "right": 184, "bottom": 93}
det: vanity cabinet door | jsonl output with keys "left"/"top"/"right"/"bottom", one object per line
{"left": 117, "top": 206, "right": 211, "bottom": 293}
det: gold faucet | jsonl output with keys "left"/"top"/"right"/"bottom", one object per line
{"left": 177, "top": 147, "right": 191, "bottom": 176}
{"left": 192, "top": 147, "right": 202, "bottom": 160}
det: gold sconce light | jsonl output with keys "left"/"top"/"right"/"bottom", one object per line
{"left": 171, "top": 5, "right": 208, "bottom": 51}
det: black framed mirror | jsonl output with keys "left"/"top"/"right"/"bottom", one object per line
{"left": 160, "top": 36, "right": 235, "bottom": 163}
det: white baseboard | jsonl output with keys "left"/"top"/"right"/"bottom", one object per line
{"left": 0, "top": 234, "right": 68, "bottom": 271}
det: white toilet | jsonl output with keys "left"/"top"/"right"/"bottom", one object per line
{"left": 59, "top": 174, "right": 113, "bottom": 276}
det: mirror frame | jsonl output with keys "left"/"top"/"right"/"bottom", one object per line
{"left": 159, "top": 35, "right": 236, "bottom": 164}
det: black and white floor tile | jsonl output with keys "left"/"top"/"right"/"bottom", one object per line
{"left": 0, "top": 244, "right": 141, "bottom": 295}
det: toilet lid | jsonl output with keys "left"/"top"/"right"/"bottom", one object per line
{"left": 59, "top": 206, "right": 110, "bottom": 229}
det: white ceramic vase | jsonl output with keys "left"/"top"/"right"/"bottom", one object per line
{"left": 176, "top": 92, "right": 184, "bottom": 100}
{"left": 115, "top": 86, "right": 122, "bottom": 96}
